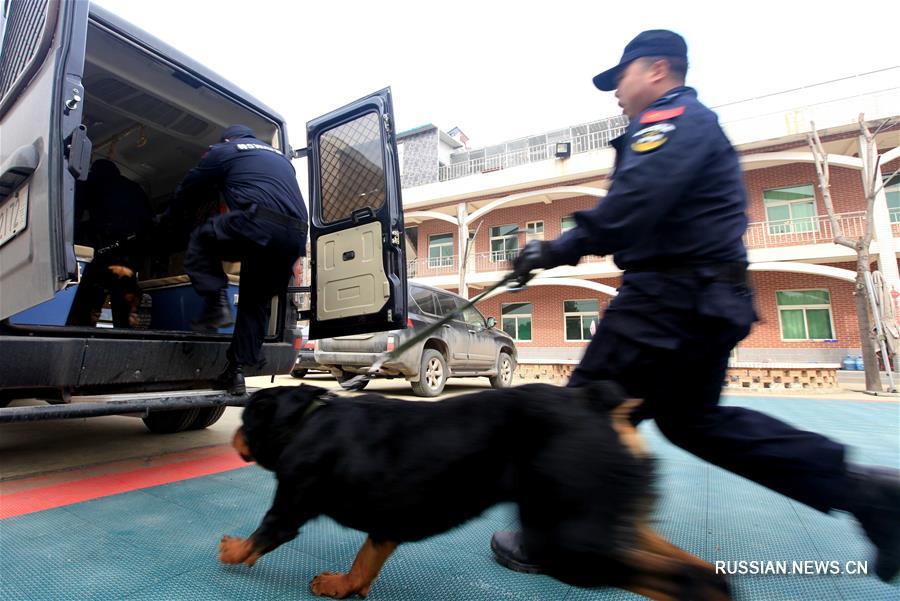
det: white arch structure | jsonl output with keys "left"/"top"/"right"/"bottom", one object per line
{"left": 480, "top": 276, "right": 619, "bottom": 301}
{"left": 479, "top": 262, "right": 856, "bottom": 301}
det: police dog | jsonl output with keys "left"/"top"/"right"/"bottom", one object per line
{"left": 219, "top": 383, "right": 730, "bottom": 600}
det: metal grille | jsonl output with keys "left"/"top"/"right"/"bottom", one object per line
{"left": 318, "top": 112, "right": 386, "bottom": 224}
{"left": 0, "top": 0, "right": 50, "bottom": 101}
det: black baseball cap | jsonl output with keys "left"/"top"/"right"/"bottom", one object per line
{"left": 592, "top": 29, "right": 688, "bottom": 91}
{"left": 220, "top": 124, "right": 254, "bottom": 142}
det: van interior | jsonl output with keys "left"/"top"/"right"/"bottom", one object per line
{"left": 11, "top": 19, "right": 285, "bottom": 333}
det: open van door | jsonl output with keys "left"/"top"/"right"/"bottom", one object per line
{"left": 307, "top": 88, "right": 407, "bottom": 339}
{"left": 0, "top": 0, "right": 90, "bottom": 319}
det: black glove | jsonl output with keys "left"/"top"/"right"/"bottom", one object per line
{"left": 512, "top": 240, "right": 554, "bottom": 287}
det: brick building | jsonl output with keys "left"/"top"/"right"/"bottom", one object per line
{"left": 396, "top": 69, "right": 900, "bottom": 369}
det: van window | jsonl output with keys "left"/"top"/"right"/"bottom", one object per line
{"left": 318, "top": 112, "right": 387, "bottom": 224}
{"left": 410, "top": 286, "right": 437, "bottom": 315}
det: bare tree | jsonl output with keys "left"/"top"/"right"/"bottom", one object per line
{"left": 808, "top": 115, "right": 899, "bottom": 393}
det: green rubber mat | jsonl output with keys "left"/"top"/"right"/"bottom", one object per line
{"left": 1, "top": 396, "right": 897, "bottom": 600}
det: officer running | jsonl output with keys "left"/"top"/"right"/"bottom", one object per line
{"left": 491, "top": 30, "right": 899, "bottom": 583}
{"left": 169, "top": 125, "right": 307, "bottom": 394}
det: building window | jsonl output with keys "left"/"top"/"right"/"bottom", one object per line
{"left": 428, "top": 233, "right": 453, "bottom": 267}
{"left": 525, "top": 221, "right": 544, "bottom": 241}
{"left": 764, "top": 185, "right": 816, "bottom": 234}
{"left": 564, "top": 299, "right": 600, "bottom": 341}
{"left": 561, "top": 215, "right": 576, "bottom": 233}
{"left": 501, "top": 302, "right": 532, "bottom": 341}
{"left": 777, "top": 289, "right": 834, "bottom": 340}
{"left": 490, "top": 224, "right": 519, "bottom": 262}
{"left": 885, "top": 173, "right": 900, "bottom": 223}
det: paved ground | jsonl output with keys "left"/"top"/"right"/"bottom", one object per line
{"left": 1, "top": 375, "right": 898, "bottom": 600}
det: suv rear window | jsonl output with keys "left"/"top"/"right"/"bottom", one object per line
{"left": 410, "top": 286, "right": 437, "bottom": 315}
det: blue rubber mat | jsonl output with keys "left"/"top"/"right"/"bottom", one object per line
{"left": 1, "top": 396, "right": 897, "bottom": 600}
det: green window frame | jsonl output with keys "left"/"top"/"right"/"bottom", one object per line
{"left": 776, "top": 289, "right": 834, "bottom": 340}
{"left": 490, "top": 224, "right": 519, "bottom": 262}
{"left": 428, "top": 233, "right": 453, "bottom": 268}
{"left": 764, "top": 185, "right": 816, "bottom": 235}
{"left": 501, "top": 302, "right": 532, "bottom": 341}
{"left": 564, "top": 299, "right": 599, "bottom": 341}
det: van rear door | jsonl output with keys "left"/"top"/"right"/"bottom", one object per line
{"left": 0, "top": 0, "right": 90, "bottom": 319}
{"left": 306, "top": 88, "right": 407, "bottom": 339}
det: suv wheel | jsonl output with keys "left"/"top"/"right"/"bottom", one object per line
{"left": 411, "top": 349, "right": 447, "bottom": 397}
{"left": 489, "top": 352, "right": 515, "bottom": 388}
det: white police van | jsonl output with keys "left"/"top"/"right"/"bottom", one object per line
{"left": 0, "top": 0, "right": 406, "bottom": 431}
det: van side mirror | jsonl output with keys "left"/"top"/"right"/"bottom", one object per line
{"left": 486, "top": 316, "right": 496, "bottom": 328}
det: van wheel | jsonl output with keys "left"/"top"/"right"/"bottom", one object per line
{"left": 337, "top": 370, "right": 368, "bottom": 390}
{"left": 489, "top": 352, "right": 516, "bottom": 389}
{"left": 290, "top": 367, "right": 308, "bottom": 379}
{"left": 188, "top": 406, "right": 227, "bottom": 430}
{"left": 142, "top": 408, "right": 201, "bottom": 433}
{"left": 411, "top": 349, "right": 447, "bottom": 397}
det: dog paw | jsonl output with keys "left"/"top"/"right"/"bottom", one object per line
{"left": 310, "top": 572, "right": 365, "bottom": 598}
{"left": 219, "top": 536, "right": 259, "bottom": 566}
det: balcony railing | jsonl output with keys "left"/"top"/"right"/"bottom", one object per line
{"left": 744, "top": 212, "right": 867, "bottom": 248}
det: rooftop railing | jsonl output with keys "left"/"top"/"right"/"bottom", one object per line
{"left": 439, "top": 116, "right": 628, "bottom": 182}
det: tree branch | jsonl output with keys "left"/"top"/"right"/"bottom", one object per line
{"left": 808, "top": 123, "right": 855, "bottom": 248}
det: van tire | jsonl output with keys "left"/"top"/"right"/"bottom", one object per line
{"left": 188, "top": 406, "right": 227, "bottom": 430}
{"left": 489, "top": 352, "right": 515, "bottom": 389}
{"left": 142, "top": 408, "right": 201, "bottom": 433}
{"left": 290, "top": 367, "right": 308, "bottom": 379}
{"left": 411, "top": 349, "right": 447, "bottom": 397}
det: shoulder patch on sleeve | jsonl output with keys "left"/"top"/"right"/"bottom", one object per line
{"left": 640, "top": 106, "right": 685, "bottom": 124}
{"left": 630, "top": 122, "right": 675, "bottom": 153}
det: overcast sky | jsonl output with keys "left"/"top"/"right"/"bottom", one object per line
{"left": 94, "top": 0, "right": 899, "bottom": 150}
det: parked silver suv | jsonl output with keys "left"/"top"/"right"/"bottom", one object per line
{"left": 315, "top": 283, "right": 517, "bottom": 397}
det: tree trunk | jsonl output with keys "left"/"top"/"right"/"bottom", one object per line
{"left": 855, "top": 253, "right": 882, "bottom": 393}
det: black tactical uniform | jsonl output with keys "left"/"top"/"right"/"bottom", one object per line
{"left": 494, "top": 29, "right": 900, "bottom": 583}
{"left": 67, "top": 160, "right": 153, "bottom": 328}
{"left": 171, "top": 125, "right": 307, "bottom": 393}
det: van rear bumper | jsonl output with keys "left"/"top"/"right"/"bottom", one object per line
{"left": 0, "top": 336, "right": 294, "bottom": 393}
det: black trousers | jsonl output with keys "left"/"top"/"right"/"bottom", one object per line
{"left": 66, "top": 255, "right": 142, "bottom": 328}
{"left": 569, "top": 313, "right": 849, "bottom": 513}
{"left": 185, "top": 212, "right": 303, "bottom": 367}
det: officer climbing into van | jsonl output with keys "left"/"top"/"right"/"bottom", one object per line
{"left": 167, "top": 125, "right": 308, "bottom": 395}
{"left": 492, "top": 29, "right": 900, "bottom": 583}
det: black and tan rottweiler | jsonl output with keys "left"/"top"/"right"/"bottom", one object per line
{"left": 219, "top": 383, "right": 729, "bottom": 600}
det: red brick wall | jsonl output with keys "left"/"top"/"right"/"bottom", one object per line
{"left": 471, "top": 196, "right": 598, "bottom": 254}
{"left": 475, "top": 280, "right": 618, "bottom": 349}
{"left": 469, "top": 265, "right": 874, "bottom": 353}
{"left": 743, "top": 164, "right": 866, "bottom": 222}
{"left": 742, "top": 266, "right": 859, "bottom": 349}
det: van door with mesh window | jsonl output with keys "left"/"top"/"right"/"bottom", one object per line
{"left": 306, "top": 88, "right": 407, "bottom": 339}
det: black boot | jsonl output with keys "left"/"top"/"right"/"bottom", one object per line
{"left": 192, "top": 289, "right": 234, "bottom": 332}
{"left": 845, "top": 465, "right": 900, "bottom": 582}
{"left": 490, "top": 530, "right": 543, "bottom": 574}
{"left": 213, "top": 362, "right": 246, "bottom": 396}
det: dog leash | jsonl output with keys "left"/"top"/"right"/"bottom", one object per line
{"left": 341, "top": 272, "right": 525, "bottom": 391}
